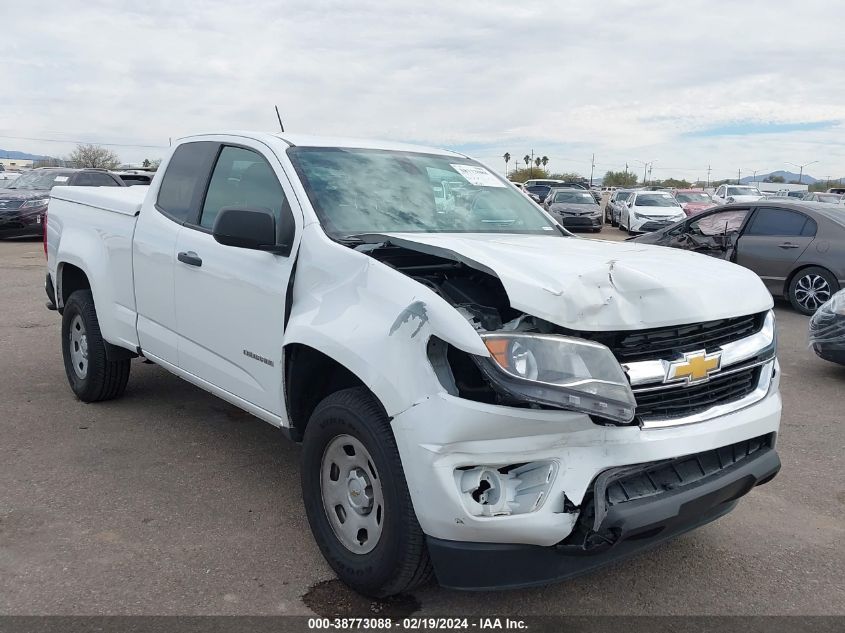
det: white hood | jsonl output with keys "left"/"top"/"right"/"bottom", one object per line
{"left": 380, "top": 233, "right": 773, "bottom": 331}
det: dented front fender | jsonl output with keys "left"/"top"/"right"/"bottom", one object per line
{"left": 282, "top": 225, "right": 488, "bottom": 416}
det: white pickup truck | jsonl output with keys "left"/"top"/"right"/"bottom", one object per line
{"left": 45, "top": 132, "right": 782, "bottom": 596}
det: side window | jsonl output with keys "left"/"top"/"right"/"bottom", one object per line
{"left": 198, "top": 146, "right": 290, "bottom": 234}
{"left": 74, "top": 173, "right": 96, "bottom": 186}
{"left": 744, "top": 207, "right": 811, "bottom": 237}
{"left": 156, "top": 141, "right": 219, "bottom": 223}
{"left": 89, "top": 172, "right": 120, "bottom": 186}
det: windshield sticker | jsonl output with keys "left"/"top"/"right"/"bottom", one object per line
{"left": 450, "top": 164, "right": 506, "bottom": 188}
{"left": 54, "top": 176, "right": 69, "bottom": 182}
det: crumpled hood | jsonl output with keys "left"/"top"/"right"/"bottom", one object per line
{"left": 379, "top": 233, "right": 773, "bottom": 331}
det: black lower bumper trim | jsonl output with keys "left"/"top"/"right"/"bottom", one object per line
{"left": 427, "top": 446, "right": 780, "bottom": 590}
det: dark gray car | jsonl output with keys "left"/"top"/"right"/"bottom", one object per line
{"left": 632, "top": 201, "right": 845, "bottom": 315}
{"left": 543, "top": 188, "right": 602, "bottom": 232}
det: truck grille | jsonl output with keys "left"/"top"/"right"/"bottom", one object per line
{"left": 605, "top": 433, "right": 775, "bottom": 506}
{"left": 634, "top": 365, "right": 760, "bottom": 421}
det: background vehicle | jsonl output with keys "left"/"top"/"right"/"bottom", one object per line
{"left": 605, "top": 188, "right": 634, "bottom": 226}
{"left": 632, "top": 201, "right": 845, "bottom": 314}
{"left": 112, "top": 170, "right": 155, "bottom": 186}
{"left": 826, "top": 187, "right": 845, "bottom": 195}
{"left": 809, "top": 290, "right": 845, "bottom": 365}
{"left": 543, "top": 188, "right": 602, "bottom": 232}
{"left": 802, "top": 192, "right": 841, "bottom": 204}
{"left": 525, "top": 184, "right": 552, "bottom": 203}
{"left": 713, "top": 185, "right": 763, "bottom": 205}
{"left": 46, "top": 131, "right": 781, "bottom": 597}
{"left": 674, "top": 189, "right": 716, "bottom": 216}
{"left": 0, "top": 167, "right": 124, "bottom": 239}
{"left": 618, "top": 190, "right": 686, "bottom": 233}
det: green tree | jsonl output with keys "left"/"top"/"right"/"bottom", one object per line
{"left": 142, "top": 158, "right": 151, "bottom": 168}
{"left": 656, "top": 177, "right": 691, "bottom": 189}
{"left": 541, "top": 156, "right": 549, "bottom": 172}
{"left": 503, "top": 152, "right": 511, "bottom": 175}
{"left": 508, "top": 168, "right": 585, "bottom": 183}
{"left": 764, "top": 175, "right": 785, "bottom": 183}
{"left": 602, "top": 170, "right": 638, "bottom": 187}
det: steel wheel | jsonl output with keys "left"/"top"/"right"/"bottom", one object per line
{"left": 320, "top": 434, "right": 384, "bottom": 554}
{"left": 68, "top": 314, "right": 89, "bottom": 379}
{"left": 794, "top": 273, "right": 832, "bottom": 313}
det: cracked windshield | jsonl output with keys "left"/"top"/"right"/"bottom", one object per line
{"left": 288, "top": 147, "right": 558, "bottom": 237}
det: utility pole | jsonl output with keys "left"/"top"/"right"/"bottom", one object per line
{"left": 643, "top": 163, "right": 648, "bottom": 185}
{"left": 737, "top": 169, "right": 741, "bottom": 185}
{"left": 530, "top": 149, "right": 534, "bottom": 179}
{"left": 786, "top": 160, "right": 818, "bottom": 185}
{"left": 589, "top": 154, "right": 595, "bottom": 187}
{"left": 706, "top": 164, "right": 712, "bottom": 189}
{"left": 648, "top": 163, "right": 653, "bottom": 185}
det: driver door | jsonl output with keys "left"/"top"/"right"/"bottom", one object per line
{"left": 173, "top": 140, "right": 302, "bottom": 419}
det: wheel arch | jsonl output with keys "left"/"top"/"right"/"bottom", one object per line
{"left": 284, "top": 342, "right": 386, "bottom": 442}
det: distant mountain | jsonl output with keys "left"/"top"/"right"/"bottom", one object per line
{"left": 740, "top": 170, "right": 818, "bottom": 185}
{"left": 0, "top": 149, "right": 52, "bottom": 161}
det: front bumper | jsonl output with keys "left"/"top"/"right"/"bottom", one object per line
{"left": 392, "top": 385, "right": 781, "bottom": 547}
{"left": 629, "top": 216, "right": 680, "bottom": 233}
{"left": 0, "top": 207, "right": 46, "bottom": 238}
{"left": 559, "top": 215, "right": 602, "bottom": 229}
{"left": 427, "top": 437, "right": 780, "bottom": 590}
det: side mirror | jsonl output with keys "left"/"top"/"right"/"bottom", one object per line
{"left": 212, "top": 207, "right": 289, "bottom": 255}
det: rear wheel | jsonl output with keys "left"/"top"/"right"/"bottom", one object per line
{"left": 788, "top": 267, "right": 838, "bottom": 315}
{"left": 61, "top": 290, "right": 131, "bottom": 402}
{"left": 301, "top": 387, "right": 433, "bottom": 597}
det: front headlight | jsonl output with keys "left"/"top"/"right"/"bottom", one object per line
{"left": 478, "top": 333, "right": 636, "bottom": 424}
{"left": 21, "top": 198, "right": 49, "bottom": 208}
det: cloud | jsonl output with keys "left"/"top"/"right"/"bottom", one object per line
{"left": 1, "top": 0, "right": 843, "bottom": 180}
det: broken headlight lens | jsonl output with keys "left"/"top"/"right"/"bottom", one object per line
{"left": 479, "top": 333, "right": 636, "bottom": 424}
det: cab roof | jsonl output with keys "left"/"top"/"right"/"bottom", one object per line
{"left": 178, "top": 131, "right": 467, "bottom": 158}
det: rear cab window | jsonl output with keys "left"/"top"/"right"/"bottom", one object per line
{"left": 156, "top": 142, "right": 219, "bottom": 223}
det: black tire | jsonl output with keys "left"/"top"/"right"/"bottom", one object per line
{"left": 301, "top": 387, "right": 433, "bottom": 597}
{"left": 787, "top": 267, "right": 839, "bottom": 315}
{"left": 61, "top": 290, "right": 131, "bottom": 402}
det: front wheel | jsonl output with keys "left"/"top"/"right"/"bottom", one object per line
{"left": 788, "top": 267, "right": 838, "bottom": 315}
{"left": 301, "top": 387, "right": 433, "bottom": 597}
{"left": 61, "top": 290, "right": 130, "bottom": 402}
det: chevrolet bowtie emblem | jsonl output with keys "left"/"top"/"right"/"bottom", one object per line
{"left": 666, "top": 350, "right": 722, "bottom": 385}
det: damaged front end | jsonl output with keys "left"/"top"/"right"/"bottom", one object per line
{"left": 358, "top": 236, "right": 637, "bottom": 425}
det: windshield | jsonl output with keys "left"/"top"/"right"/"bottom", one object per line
{"left": 634, "top": 193, "right": 680, "bottom": 207}
{"left": 552, "top": 191, "right": 595, "bottom": 204}
{"left": 675, "top": 192, "right": 712, "bottom": 203}
{"left": 7, "top": 171, "right": 73, "bottom": 190}
{"left": 289, "top": 148, "right": 559, "bottom": 236}
{"left": 727, "top": 187, "right": 761, "bottom": 196}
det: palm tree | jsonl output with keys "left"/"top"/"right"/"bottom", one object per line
{"left": 541, "top": 156, "right": 549, "bottom": 173}
{"left": 534, "top": 157, "right": 541, "bottom": 170}
{"left": 503, "top": 152, "right": 511, "bottom": 176}
{"left": 524, "top": 155, "right": 531, "bottom": 178}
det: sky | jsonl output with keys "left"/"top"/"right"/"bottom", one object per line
{"left": 2, "top": 0, "right": 844, "bottom": 182}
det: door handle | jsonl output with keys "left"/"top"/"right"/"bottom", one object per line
{"left": 177, "top": 251, "right": 203, "bottom": 267}
{"left": 777, "top": 242, "right": 801, "bottom": 249}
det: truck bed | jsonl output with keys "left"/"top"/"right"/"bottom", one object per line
{"left": 47, "top": 185, "right": 146, "bottom": 352}
{"left": 50, "top": 184, "right": 148, "bottom": 216}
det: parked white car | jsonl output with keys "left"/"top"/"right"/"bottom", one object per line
{"left": 713, "top": 184, "right": 764, "bottom": 205}
{"left": 619, "top": 190, "right": 687, "bottom": 233}
{"left": 45, "top": 131, "right": 781, "bottom": 596}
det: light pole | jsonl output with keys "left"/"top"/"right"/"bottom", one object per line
{"left": 786, "top": 160, "right": 819, "bottom": 185}
{"left": 634, "top": 159, "right": 656, "bottom": 186}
